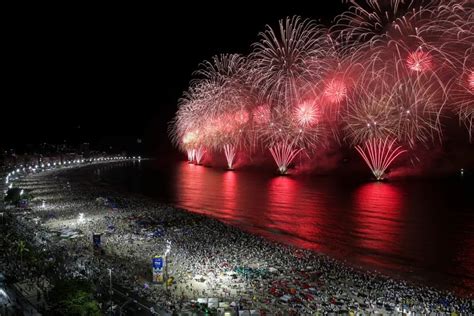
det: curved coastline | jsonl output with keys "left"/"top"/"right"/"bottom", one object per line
{"left": 3, "top": 160, "right": 473, "bottom": 314}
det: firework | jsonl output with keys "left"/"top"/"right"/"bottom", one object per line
{"left": 252, "top": 104, "right": 271, "bottom": 124}
{"left": 169, "top": 0, "right": 472, "bottom": 177}
{"left": 223, "top": 144, "right": 237, "bottom": 170}
{"left": 269, "top": 140, "right": 304, "bottom": 174}
{"left": 406, "top": 50, "right": 433, "bottom": 73}
{"left": 295, "top": 100, "right": 319, "bottom": 127}
{"left": 470, "top": 70, "right": 474, "bottom": 91}
{"left": 250, "top": 16, "right": 333, "bottom": 109}
{"left": 451, "top": 66, "right": 474, "bottom": 140}
{"left": 195, "top": 146, "right": 206, "bottom": 165}
{"left": 333, "top": 0, "right": 440, "bottom": 47}
{"left": 355, "top": 137, "right": 407, "bottom": 180}
{"left": 323, "top": 79, "right": 348, "bottom": 104}
{"left": 344, "top": 75, "right": 398, "bottom": 146}
{"left": 344, "top": 64, "right": 445, "bottom": 148}
{"left": 187, "top": 149, "right": 195, "bottom": 163}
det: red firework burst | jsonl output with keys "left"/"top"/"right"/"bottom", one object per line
{"left": 182, "top": 131, "right": 199, "bottom": 145}
{"left": 406, "top": 50, "right": 432, "bottom": 73}
{"left": 234, "top": 110, "right": 249, "bottom": 125}
{"left": 253, "top": 105, "right": 271, "bottom": 124}
{"left": 324, "top": 79, "right": 347, "bottom": 104}
{"left": 295, "top": 101, "right": 319, "bottom": 127}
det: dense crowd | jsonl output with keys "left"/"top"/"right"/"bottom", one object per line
{"left": 2, "top": 164, "right": 473, "bottom": 315}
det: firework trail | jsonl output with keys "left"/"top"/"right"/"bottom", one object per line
{"left": 195, "top": 146, "right": 206, "bottom": 165}
{"left": 187, "top": 149, "right": 195, "bottom": 163}
{"left": 223, "top": 143, "right": 237, "bottom": 170}
{"left": 269, "top": 140, "right": 304, "bottom": 174}
{"left": 355, "top": 137, "right": 407, "bottom": 180}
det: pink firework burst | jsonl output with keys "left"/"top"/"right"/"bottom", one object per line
{"left": 295, "top": 101, "right": 319, "bottom": 127}
{"left": 406, "top": 50, "right": 432, "bottom": 73}
{"left": 234, "top": 109, "right": 249, "bottom": 125}
{"left": 253, "top": 105, "right": 271, "bottom": 124}
{"left": 323, "top": 79, "right": 347, "bottom": 104}
{"left": 182, "top": 131, "right": 198, "bottom": 146}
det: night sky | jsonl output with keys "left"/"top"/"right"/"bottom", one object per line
{"left": 3, "top": 3, "right": 346, "bottom": 155}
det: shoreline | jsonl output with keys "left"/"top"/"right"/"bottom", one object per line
{"left": 4, "top": 162, "right": 474, "bottom": 314}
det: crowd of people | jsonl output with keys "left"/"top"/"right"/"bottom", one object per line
{"left": 2, "top": 162, "right": 473, "bottom": 314}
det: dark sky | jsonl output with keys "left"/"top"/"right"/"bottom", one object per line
{"left": 3, "top": 3, "right": 346, "bottom": 155}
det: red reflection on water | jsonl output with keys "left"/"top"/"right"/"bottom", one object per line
{"left": 220, "top": 171, "right": 237, "bottom": 222}
{"left": 353, "top": 182, "right": 404, "bottom": 268}
{"left": 267, "top": 176, "right": 320, "bottom": 249}
{"left": 168, "top": 162, "right": 473, "bottom": 295}
{"left": 174, "top": 163, "right": 208, "bottom": 214}
{"left": 175, "top": 163, "right": 243, "bottom": 223}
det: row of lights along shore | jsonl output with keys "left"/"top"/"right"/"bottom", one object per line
{"left": 4, "top": 156, "right": 141, "bottom": 188}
